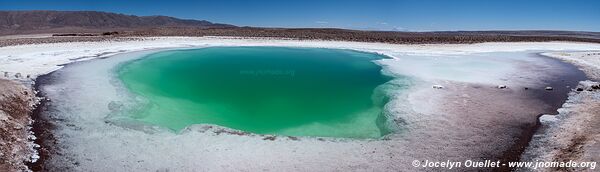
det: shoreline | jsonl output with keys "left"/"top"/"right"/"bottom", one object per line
{"left": 1, "top": 37, "right": 599, "bottom": 171}
{"left": 495, "top": 52, "right": 588, "bottom": 171}
{"left": 26, "top": 73, "right": 55, "bottom": 171}
{"left": 519, "top": 51, "right": 600, "bottom": 171}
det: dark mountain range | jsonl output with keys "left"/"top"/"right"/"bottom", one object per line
{"left": 1, "top": 10, "right": 599, "bottom": 45}
{"left": 0, "top": 10, "right": 235, "bottom": 35}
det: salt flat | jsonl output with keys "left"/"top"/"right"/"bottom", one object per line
{"left": 1, "top": 37, "right": 600, "bottom": 171}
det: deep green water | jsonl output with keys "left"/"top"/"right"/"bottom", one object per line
{"left": 118, "top": 47, "right": 396, "bottom": 138}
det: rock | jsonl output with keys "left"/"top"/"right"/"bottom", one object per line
{"left": 576, "top": 88, "right": 584, "bottom": 91}
{"left": 432, "top": 85, "right": 444, "bottom": 89}
{"left": 539, "top": 114, "right": 558, "bottom": 123}
{"left": 13, "top": 125, "right": 23, "bottom": 130}
{"left": 578, "top": 81, "right": 600, "bottom": 91}
{"left": 0, "top": 111, "right": 8, "bottom": 121}
{"left": 545, "top": 87, "right": 553, "bottom": 90}
{"left": 263, "top": 135, "right": 277, "bottom": 141}
{"left": 30, "top": 154, "right": 40, "bottom": 163}
{"left": 497, "top": 85, "right": 507, "bottom": 89}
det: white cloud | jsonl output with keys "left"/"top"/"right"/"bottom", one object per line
{"left": 392, "top": 26, "right": 408, "bottom": 31}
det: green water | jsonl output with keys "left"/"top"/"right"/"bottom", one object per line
{"left": 118, "top": 47, "right": 395, "bottom": 138}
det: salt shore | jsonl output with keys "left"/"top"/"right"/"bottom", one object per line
{"left": 520, "top": 52, "right": 600, "bottom": 171}
{"left": 1, "top": 37, "right": 600, "bottom": 171}
{"left": 0, "top": 79, "right": 37, "bottom": 171}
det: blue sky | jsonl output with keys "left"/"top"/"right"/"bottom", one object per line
{"left": 1, "top": 0, "right": 599, "bottom": 31}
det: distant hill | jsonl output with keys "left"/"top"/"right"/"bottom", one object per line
{"left": 1, "top": 10, "right": 599, "bottom": 45}
{"left": 0, "top": 10, "right": 235, "bottom": 35}
{"left": 434, "top": 30, "right": 600, "bottom": 39}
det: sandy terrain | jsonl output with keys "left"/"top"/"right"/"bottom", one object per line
{"left": 0, "top": 37, "right": 599, "bottom": 171}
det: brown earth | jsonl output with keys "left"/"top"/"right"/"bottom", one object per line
{"left": 0, "top": 79, "right": 36, "bottom": 172}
